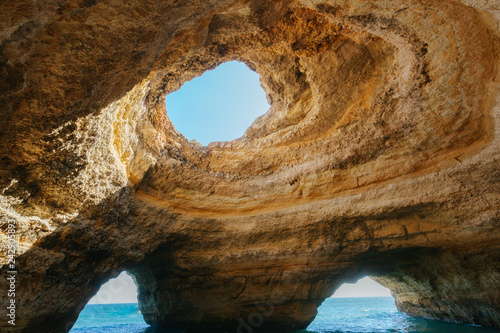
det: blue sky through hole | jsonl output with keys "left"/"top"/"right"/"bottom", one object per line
{"left": 165, "top": 61, "right": 270, "bottom": 146}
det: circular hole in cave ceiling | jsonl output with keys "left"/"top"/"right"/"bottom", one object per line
{"left": 165, "top": 61, "right": 270, "bottom": 146}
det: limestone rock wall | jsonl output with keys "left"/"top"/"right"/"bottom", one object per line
{"left": 0, "top": 0, "right": 499, "bottom": 332}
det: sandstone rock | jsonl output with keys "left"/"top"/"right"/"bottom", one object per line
{"left": 0, "top": 0, "right": 499, "bottom": 332}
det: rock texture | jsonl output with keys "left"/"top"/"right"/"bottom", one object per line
{"left": 0, "top": 0, "right": 499, "bottom": 332}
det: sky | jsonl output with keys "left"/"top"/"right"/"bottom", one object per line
{"left": 165, "top": 61, "right": 270, "bottom": 145}
{"left": 90, "top": 62, "right": 392, "bottom": 304}
{"left": 332, "top": 277, "right": 392, "bottom": 298}
{"left": 88, "top": 272, "right": 138, "bottom": 304}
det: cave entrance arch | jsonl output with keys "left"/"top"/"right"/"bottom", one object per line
{"left": 307, "top": 275, "right": 500, "bottom": 333}
{"left": 165, "top": 60, "right": 269, "bottom": 146}
{"left": 70, "top": 272, "right": 147, "bottom": 332}
{"left": 308, "top": 276, "right": 397, "bottom": 332}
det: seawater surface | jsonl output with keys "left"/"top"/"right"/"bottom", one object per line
{"left": 70, "top": 297, "right": 498, "bottom": 333}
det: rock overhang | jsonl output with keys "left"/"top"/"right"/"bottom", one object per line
{"left": 0, "top": 0, "right": 499, "bottom": 332}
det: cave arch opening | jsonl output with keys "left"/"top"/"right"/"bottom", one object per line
{"left": 165, "top": 60, "right": 270, "bottom": 146}
{"left": 70, "top": 272, "right": 147, "bottom": 332}
{"left": 306, "top": 276, "right": 398, "bottom": 332}
{"left": 309, "top": 275, "right": 497, "bottom": 332}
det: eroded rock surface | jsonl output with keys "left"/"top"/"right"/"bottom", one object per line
{"left": 0, "top": 0, "right": 499, "bottom": 332}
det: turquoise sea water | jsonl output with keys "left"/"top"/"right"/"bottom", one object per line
{"left": 70, "top": 297, "right": 498, "bottom": 333}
